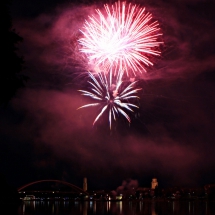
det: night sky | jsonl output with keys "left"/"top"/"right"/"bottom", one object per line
{"left": 1, "top": 0, "right": 215, "bottom": 191}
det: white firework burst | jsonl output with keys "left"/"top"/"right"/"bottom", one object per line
{"left": 78, "top": 71, "right": 141, "bottom": 129}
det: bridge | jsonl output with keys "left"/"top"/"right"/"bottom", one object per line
{"left": 18, "top": 179, "right": 89, "bottom": 200}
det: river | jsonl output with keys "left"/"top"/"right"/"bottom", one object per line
{"left": 5, "top": 199, "right": 212, "bottom": 215}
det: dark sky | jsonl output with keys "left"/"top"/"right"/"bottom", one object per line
{"left": 1, "top": 0, "right": 215, "bottom": 191}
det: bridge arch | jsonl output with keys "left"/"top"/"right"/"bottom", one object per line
{"left": 18, "top": 179, "right": 88, "bottom": 194}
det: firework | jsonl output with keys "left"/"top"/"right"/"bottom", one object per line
{"left": 79, "top": 1, "right": 162, "bottom": 77}
{"left": 78, "top": 72, "right": 141, "bottom": 129}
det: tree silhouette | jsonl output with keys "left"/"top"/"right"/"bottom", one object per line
{"left": 1, "top": 0, "right": 27, "bottom": 106}
{"left": 0, "top": 173, "right": 20, "bottom": 207}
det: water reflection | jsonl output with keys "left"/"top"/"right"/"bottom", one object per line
{"left": 151, "top": 201, "right": 157, "bottom": 215}
{"left": 17, "top": 200, "right": 215, "bottom": 215}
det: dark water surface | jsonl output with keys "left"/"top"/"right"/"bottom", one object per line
{"left": 14, "top": 200, "right": 215, "bottom": 215}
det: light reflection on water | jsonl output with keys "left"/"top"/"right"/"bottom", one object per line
{"left": 17, "top": 200, "right": 215, "bottom": 215}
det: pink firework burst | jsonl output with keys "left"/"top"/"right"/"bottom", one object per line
{"left": 79, "top": 1, "right": 163, "bottom": 77}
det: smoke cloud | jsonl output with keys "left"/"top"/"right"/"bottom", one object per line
{"left": 1, "top": 0, "right": 215, "bottom": 189}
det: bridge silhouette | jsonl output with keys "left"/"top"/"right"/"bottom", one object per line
{"left": 18, "top": 179, "right": 88, "bottom": 195}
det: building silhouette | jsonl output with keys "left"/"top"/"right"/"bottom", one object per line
{"left": 151, "top": 178, "right": 158, "bottom": 189}
{"left": 83, "top": 177, "right": 87, "bottom": 192}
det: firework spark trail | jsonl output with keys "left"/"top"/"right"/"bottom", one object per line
{"left": 77, "top": 1, "right": 163, "bottom": 128}
{"left": 78, "top": 72, "right": 141, "bottom": 129}
{"left": 79, "top": 1, "right": 162, "bottom": 77}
